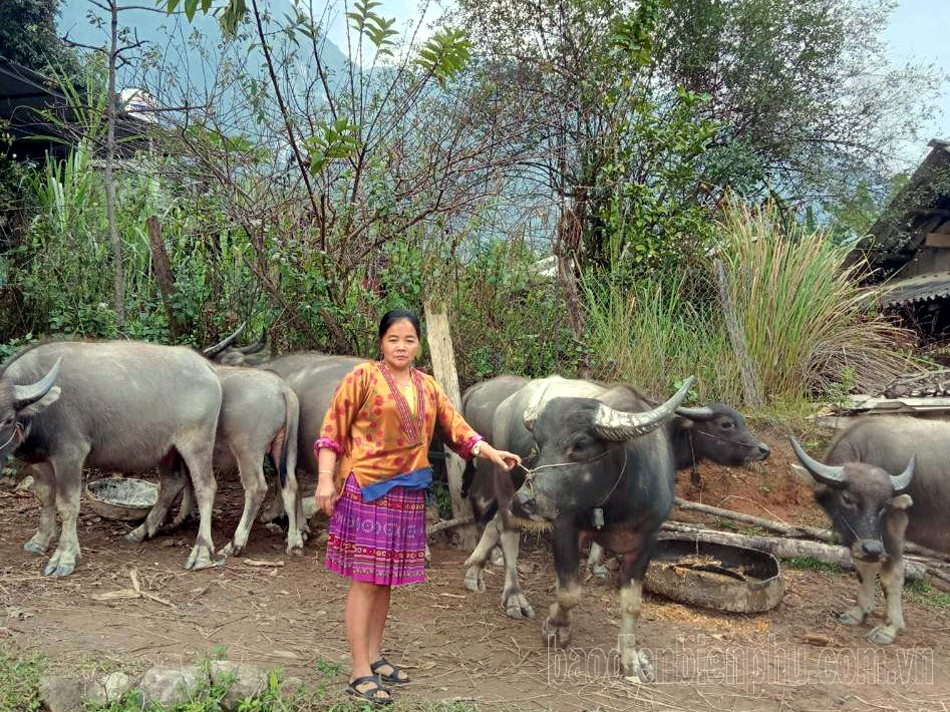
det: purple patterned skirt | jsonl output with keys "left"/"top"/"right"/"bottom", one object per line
{"left": 325, "top": 473, "right": 427, "bottom": 587}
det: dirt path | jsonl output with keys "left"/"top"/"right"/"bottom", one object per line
{"left": 2, "top": 432, "right": 949, "bottom": 711}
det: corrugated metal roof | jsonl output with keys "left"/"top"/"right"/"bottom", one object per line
{"left": 884, "top": 272, "right": 950, "bottom": 306}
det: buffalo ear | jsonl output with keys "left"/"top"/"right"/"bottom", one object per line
{"left": 889, "top": 493, "right": 913, "bottom": 511}
{"left": 18, "top": 386, "right": 60, "bottom": 418}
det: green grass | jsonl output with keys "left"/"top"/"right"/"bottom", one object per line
{"left": 905, "top": 579, "right": 950, "bottom": 611}
{"left": 0, "top": 645, "right": 46, "bottom": 712}
{"left": 582, "top": 203, "right": 920, "bottom": 410}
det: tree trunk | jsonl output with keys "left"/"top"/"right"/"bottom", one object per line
{"left": 106, "top": 0, "right": 124, "bottom": 328}
{"left": 423, "top": 301, "right": 478, "bottom": 550}
{"left": 146, "top": 216, "right": 185, "bottom": 340}
{"left": 553, "top": 203, "right": 586, "bottom": 342}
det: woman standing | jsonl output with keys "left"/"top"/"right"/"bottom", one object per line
{"left": 314, "top": 309, "right": 520, "bottom": 705}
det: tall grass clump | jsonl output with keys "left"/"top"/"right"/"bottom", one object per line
{"left": 582, "top": 269, "right": 743, "bottom": 404}
{"left": 719, "top": 203, "right": 918, "bottom": 404}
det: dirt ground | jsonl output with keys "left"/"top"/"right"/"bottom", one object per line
{"left": 2, "top": 429, "right": 949, "bottom": 711}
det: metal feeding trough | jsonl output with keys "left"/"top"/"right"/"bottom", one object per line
{"left": 85, "top": 477, "right": 159, "bottom": 522}
{"left": 645, "top": 535, "right": 785, "bottom": 613}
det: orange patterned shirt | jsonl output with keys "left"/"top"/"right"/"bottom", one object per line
{"left": 314, "top": 361, "right": 482, "bottom": 495}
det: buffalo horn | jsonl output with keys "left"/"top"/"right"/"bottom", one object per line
{"left": 13, "top": 357, "right": 62, "bottom": 409}
{"left": 675, "top": 406, "right": 715, "bottom": 421}
{"left": 591, "top": 376, "right": 695, "bottom": 442}
{"left": 236, "top": 328, "right": 267, "bottom": 355}
{"left": 890, "top": 455, "right": 916, "bottom": 493}
{"left": 202, "top": 322, "right": 246, "bottom": 358}
{"left": 789, "top": 437, "right": 846, "bottom": 486}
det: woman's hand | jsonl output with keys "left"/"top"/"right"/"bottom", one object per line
{"left": 478, "top": 442, "right": 522, "bottom": 472}
{"left": 315, "top": 476, "right": 339, "bottom": 516}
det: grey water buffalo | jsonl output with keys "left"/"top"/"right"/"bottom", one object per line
{"left": 3, "top": 341, "right": 222, "bottom": 575}
{"left": 462, "top": 375, "right": 771, "bottom": 579}
{"left": 141, "top": 365, "right": 303, "bottom": 557}
{"left": 203, "top": 343, "right": 368, "bottom": 527}
{"left": 461, "top": 375, "right": 698, "bottom": 683}
{"left": 790, "top": 415, "right": 949, "bottom": 644}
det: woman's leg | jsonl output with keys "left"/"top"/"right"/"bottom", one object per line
{"left": 367, "top": 584, "right": 391, "bottom": 663}
{"left": 346, "top": 580, "right": 391, "bottom": 699}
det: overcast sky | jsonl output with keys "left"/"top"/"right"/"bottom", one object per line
{"left": 326, "top": 0, "right": 950, "bottom": 168}
{"left": 884, "top": 0, "right": 950, "bottom": 162}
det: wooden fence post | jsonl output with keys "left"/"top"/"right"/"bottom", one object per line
{"left": 423, "top": 301, "right": 479, "bottom": 550}
{"left": 713, "top": 258, "right": 763, "bottom": 408}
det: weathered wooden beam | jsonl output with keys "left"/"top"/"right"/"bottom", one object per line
{"left": 423, "top": 301, "right": 478, "bottom": 550}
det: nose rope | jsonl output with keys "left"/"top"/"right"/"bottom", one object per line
{"left": 0, "top": 423, "right": 22, "bottom": 451}
{"left": 514, "top": 449, "right": 625, "bottom": 509}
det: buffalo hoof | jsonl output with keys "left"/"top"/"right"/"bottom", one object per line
{"left": 504, "top": 590, "right": 536, "bottom": 619}
{"left": 835, "top": 608, "right": 867, "bottom": 626}
{"left": 623, "top": 650, "right": 655, "bottom": 684}
{"left": 287, "top": 539, "right": 304, "bottom": 556}
{"left": 542, "top": 618, "right": 571, "bottom": 646}
{"left": 867, "top": 625, "right": 897, "bottom": 645}
{"left": 464, "top": 567, "right": 485, "bottom": 593}
{"left": 23, "top": 539, "right": 49, "bottom": 555}
{"left": 218, "top": 541, "right": 241, "bottom": 558}
{"left": 185, "top": 544, "right": 217, "bottom": 571}
{"left": 125, "top": 525, "right": 148, "bottom": 544}
{"left": 43, "top": 550, "right": 76, "bottom": 577}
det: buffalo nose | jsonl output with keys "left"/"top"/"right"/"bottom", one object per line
{"left": 860, "top": 541, "right": 884, "bottom": 559}
{"left": 515, "top": 491, "right": 532, "bottom": 508}
{"left": 758, "top": 443, "right": 771, "bottom": 459}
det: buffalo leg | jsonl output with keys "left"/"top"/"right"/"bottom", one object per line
{"left": 868, "top": 557, "right": 906, "bottom": 645}
{"left": 617, "top": 541, "right": 657, "bottom": 683}
{"left": 463, "top": 514, "right": 502, "bottom": 593}
{"left": 542, "top": 520, "right": 581, "bottom": 645}
{"left": 127, "top": 458, "right": 187, "bottom": 543}
{"left": 499, "top": 524, "right": 534, "bottom": 619}
{"left": 220, "top": 447, "right": 270, "bottom": 557}
{"left": 44, "top": 455, "right": 86, "bottom": 577}
{"left": 177, "top": 442, "right": 218, "bottom": 571}
{"left": 586, "top": 541, "right": 610, "bottom": 579}
{"left": 273, "top": 438, "right": 303, "bottom": 555}
{"left": 169, "top": 480, "right": 195, "bottom": 530}
{"left": 24, "top": 463, "right": 58, "bottom": 554}
{"left": 838, "top": 559, "right": 880, "bottom": 626}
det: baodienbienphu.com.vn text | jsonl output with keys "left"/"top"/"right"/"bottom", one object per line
{"left": 547, "top": 634, "right": 933, "bottom": 690}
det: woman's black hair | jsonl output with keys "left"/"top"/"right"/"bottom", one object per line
{"left": 378, "top": 309, "right": 421, "bottom": 341}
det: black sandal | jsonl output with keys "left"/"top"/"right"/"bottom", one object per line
{"left": 370, "top": 657, "right": 410, "bottom": 684}
{"left": 345, "top": 675, "right": 393, "bottom": 706}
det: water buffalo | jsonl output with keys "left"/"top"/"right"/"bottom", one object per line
{"left": 461, "top": 375, "right": 697, "bottom": 683}
{"left": 3, "top": 341, "right": 222, "bottom": 575}
{"left": 140, "top": 365, "right": 303, "bottom": 557}
{"left": 462, "top": 375, "right": 771, "bottom": 578}
{"left": 790, "top": 415, "right": 946, "bottom": 644}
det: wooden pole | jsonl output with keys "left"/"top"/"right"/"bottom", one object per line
{"left": 673, "top": 497, "right": 950, "bottom": 563}
{"left": 423, "top": 301, "right": 479, "bottom": 549}
{"left": 713, "top": 258, "right": 762, "bottom": 407}
{"left": 661, "top": 520, "right": 928, "bottom": 581}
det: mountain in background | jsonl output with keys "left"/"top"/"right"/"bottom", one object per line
{"left": 56, "top": 1, "right": 350, "bottom": 126}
